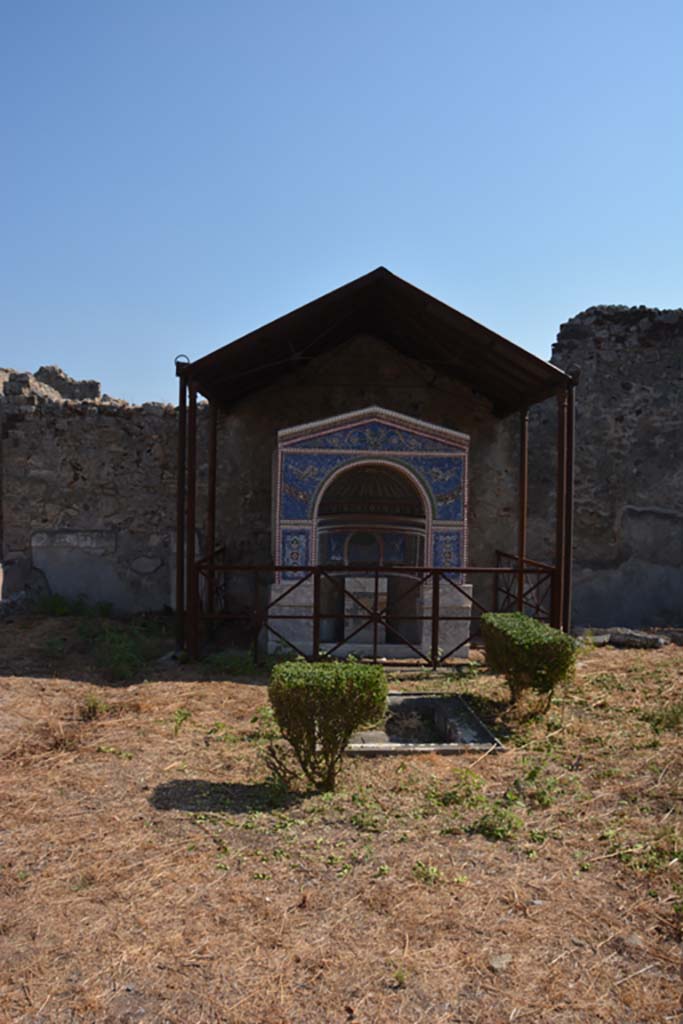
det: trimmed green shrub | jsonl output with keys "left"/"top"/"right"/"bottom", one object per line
{"left": 481, "top": 612, "right": 576, "bottom": 704}
{"left": 268, "top": 660, "right": 387, "bottom": 791}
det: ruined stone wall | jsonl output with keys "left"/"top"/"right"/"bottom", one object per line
{"left": 528, "top": 306, "right": 683, "bottom": 627}
{"left": 2, "top": 306, "right": 680, "bottom": 627}
{"left": 34, "top": 365, "right": 102, "bottom": 402}
{"left": 1, "top": 340, "right": 519, "bottom": 614}
{"left": 0, "top": 370, "right": 183, "bottom": 612}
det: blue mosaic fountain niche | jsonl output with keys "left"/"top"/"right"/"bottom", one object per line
{"left": 276, "top": 412, "right": 468, "bottom": 579}
{"left": 268, "top": 408, "right": 473, "bottom": 658}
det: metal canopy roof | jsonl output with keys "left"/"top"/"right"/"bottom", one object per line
{"left": 185, "top": 267, "right": 570, "bottom": 417}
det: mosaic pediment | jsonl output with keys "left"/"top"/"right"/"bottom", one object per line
{"left": 280, "top": 407, "right": 468, "bottom": 452}
{"left": 284, "top": 418, "right": 466, "bottom": 454}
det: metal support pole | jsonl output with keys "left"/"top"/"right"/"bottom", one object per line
{"left": 312, "top": 568, "right": 321, "bottom": 660}
{"left": 552, "top": 389, "right": 569, "bottom": 629}
{"left": 431, "top": 572, "right": 440, "bottom": 669}
{"left": 562, "top": 383, "right": 576, "bottom": 632}
{"left": 206, "top": 402, "right": 217, "bottom": 632}
{"left": 373, "top": 568, "right": 379, "bottom": 662}
{"left": 186, "top": 382, "right": 199, "bottom": 657}
{"left": 175, "top": 368, "right": 187, "bottom": 650}
{"left": 517, "top": 408, "right": 529, "bottom": 613}
{"left": 252, "top": 571, "right": 260, "bottom": 664}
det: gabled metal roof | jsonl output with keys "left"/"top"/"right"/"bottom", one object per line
{"left": 185, "top": 267, "right": 570, "bottom": 416}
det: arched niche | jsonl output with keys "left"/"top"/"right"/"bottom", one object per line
{"left": 314, "top": 461, "right": 429, "bottom": 643}
{"left": 316, "top": 462, "right": 427, "bottom": 568}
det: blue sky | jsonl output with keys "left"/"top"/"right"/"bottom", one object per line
{"left": 2, "top": 1, "right": 681, "bottom": 404}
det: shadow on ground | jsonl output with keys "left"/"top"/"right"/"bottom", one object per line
{"left": 150, "top": 778, "right": 305, "bottom": 814}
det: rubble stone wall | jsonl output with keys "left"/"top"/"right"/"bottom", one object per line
{"left": 34, "top": 365, "right": 102, "bottom": 402}
{"left": 1, "top": 305, "right": 680, "bottom": 626}
{"left": 0, "top": 336, "right": 520, "bottom": 614}
{"left": 528, "top": 306, "right": 683, "bottom": 627}
{"left": 0, "top": 370, "right": 187, "bottom": 612}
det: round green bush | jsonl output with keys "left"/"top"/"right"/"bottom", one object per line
{"left": 481, "top": 612, "right": 576, "bottom": 705}
{"left": 268, "top": 660, "right": 387, "bottom": 790}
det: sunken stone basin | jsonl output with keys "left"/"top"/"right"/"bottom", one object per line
{"left": 348, "top": 692, "right": 503, "bottom": 755}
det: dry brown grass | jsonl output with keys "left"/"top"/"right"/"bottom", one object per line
{"left": 1, "top": 615, "right": 682, "bottom": 1023}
